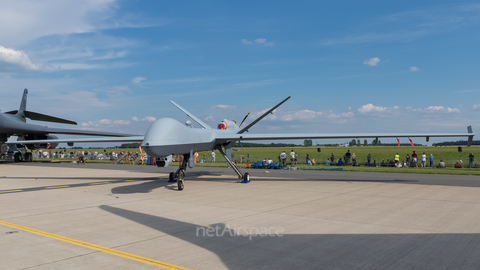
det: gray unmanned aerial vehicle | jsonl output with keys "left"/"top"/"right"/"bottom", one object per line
{"left": 18, "top": 96, "right": 475, "bottom": 190}
{"left": 1, "top": 89, "right": 136, "bottom": 162}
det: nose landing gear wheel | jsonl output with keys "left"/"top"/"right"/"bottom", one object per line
{"left": 177, "top": 171, "right": 185, "bottom": 190}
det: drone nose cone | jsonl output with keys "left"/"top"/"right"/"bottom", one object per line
{"left": 141, "top": 118, "right": 189, "bottom": 157}
{"left": 143, "top": 118, "right": 185, "bottom": 145}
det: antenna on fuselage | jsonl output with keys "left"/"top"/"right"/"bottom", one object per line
{"left": 170, "top": 100, "right": 212, "bottom": 129}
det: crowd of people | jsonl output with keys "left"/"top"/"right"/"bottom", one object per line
{"left": 375, "top": 150, "right": 472, "bottom": 168}
{"left": 306, "top": 149, "right": 476, "bottom": 169}
{"left": 23, "top": 148, "right": 477, "bottom": 169}
{"left": 32, "top": 149, "right": 143, "bottom": 161}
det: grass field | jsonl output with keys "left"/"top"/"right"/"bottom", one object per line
{"left": 34, "top": 145, "right": 480, "bottom": 175}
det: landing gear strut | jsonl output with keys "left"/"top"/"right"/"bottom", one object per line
{"left": 169, "top": 154, "right": 189, "bottom": 191}
{"left": 216, "top": 146, "right": 250, "bottom": 184}
{"left": 13, "top": 149, "right": 33, "bottom": 162}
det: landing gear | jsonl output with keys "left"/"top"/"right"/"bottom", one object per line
{"left": 169, "top": 154, "right": 189, "bottom": 190}
{"left": 216, "top": 146, "right": 251, "bottom": 184}
{"left": 177, "top": 171, "right": 185, "bottom": 190}
{"left": 14, "top": 152, "right": 21, "bottom": 162}
{"left": 242, "top": 172, "right": 250, "bottom": 183}
{"left": 12, "top": 148, "right": 34, "bottom": 163}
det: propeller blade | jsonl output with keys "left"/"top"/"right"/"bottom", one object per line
{"left": 239, "top": 112, "right": 250, "bottom": 127}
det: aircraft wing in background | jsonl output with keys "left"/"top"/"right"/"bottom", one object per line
{"left": 9, "top": 136, "right": 145, "bottom": 145}
{"left": 43, "top": 127, "right": 140, "bottom": 137}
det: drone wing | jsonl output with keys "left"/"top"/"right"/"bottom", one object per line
{"left": 216, "top": 127, "right": 475, "bottom": 146}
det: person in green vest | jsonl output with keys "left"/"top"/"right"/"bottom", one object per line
{"left": 394, "top": 153, "right": 400, "bottom": 165}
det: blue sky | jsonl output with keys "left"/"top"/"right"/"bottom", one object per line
{"left": 1, "top": 0, "right": 479, "bottom": 145}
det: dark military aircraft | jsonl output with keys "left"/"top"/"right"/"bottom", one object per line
{"left": 1, "top": 89, "right": 135, "bottom": 162}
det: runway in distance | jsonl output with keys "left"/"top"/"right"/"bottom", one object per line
{"left": 17, "top": 96, "right": 475, "bottom": 190}
{"left": 1, "top": 89, "right": 139, "bottom": 162}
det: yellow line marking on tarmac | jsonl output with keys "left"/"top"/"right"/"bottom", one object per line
{"left": 45, "top": 186, "right": 70, "bottom": 189}
{"left": 0, "top": 190, "right": 23, "bottom": 193}
{"left": 126, "top": 179, "right": 139, "bottom": 182}
{"left": 89, "top": 182, "right": 110, "bottom": 185}
{"left": 0, "top": 220, "right": 191, "bottom": 270}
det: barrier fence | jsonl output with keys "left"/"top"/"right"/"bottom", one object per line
{"left": 2, "top": 152, "right": 478, "bottom": 168}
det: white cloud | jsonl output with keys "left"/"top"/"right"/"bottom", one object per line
{"left": 0, "top": 46, "right": 42, "bottom": 72}
{"left": 474, "top": 104, "right": 480, "bottom": 109}
{"left": 324, "top": 111, "right": 354, "bottom": 123}
{"left": 81, "top": 118, "right": 131, "bottom": 128}
{"left": 447, "top": 107, "right": 460, "bottom": 113}
{"left": 410, "top": 66, "right": 418, "bottom": 71}
{"left": 410, "top": 105, "right": 460, "bottom": 113}
{"left": 131, "top": 116, "right": 155, "bottom": 122}
{"left": 205, "top": 116, "right": 214, "bottom": 121}
{"left": 281, "top": 110, "right": 319, "bottom": 121}
{"left": 213, "top": 104, "right": 235, "bottom": 109}
{"left": 326, "top": 112, "right": 354, "bottom": 118}
{"left": 0, "top": 2, "right": 152, "bottom": 72}
{"left": 132, "top": 77, "right": 146, "bottom": 84}
{"left": 241, "top": 38, "right": 274, "bottom": 46}
{"left": 81, "top": 121, "right": 95, "bottom": 127}
{"left": 363, "top": 57, "right": 381, "bottom": 66}
{"left": 358, "top": 104, "right": 388, "bottom": 113}
{"left": 0, "top": 0, "right": 117, "bottom": 47}
{"left": 98, "top": 119, "right": 112, "bottom": 124}
{"left": 425, "top": 106, "right": 444, "bottom": 111}
{"left": 114, "top": 120, "right": 130, "bottom": 125}
{"left": 144, "top": 116, "right": 156, "bottom": 122}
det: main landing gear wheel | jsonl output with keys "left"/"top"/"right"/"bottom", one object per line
{"left": 177, "top": 171, "right": 185, "bottom": 190}
{"left": 25, "top": 152, "right": 33, "bottom": 162}
{"left": 242, "top": 172, "right": 250, "bottom": 183}
{"left": 14, "top": 152, "right": 21, "bottom": 162}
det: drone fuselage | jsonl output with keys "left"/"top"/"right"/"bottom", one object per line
{"left": 141, "top": 118, "right": 237, "bottom": 158}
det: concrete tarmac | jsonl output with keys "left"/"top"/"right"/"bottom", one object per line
{"left": 1, "top": 163, "right": 480, "bottom": 269}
